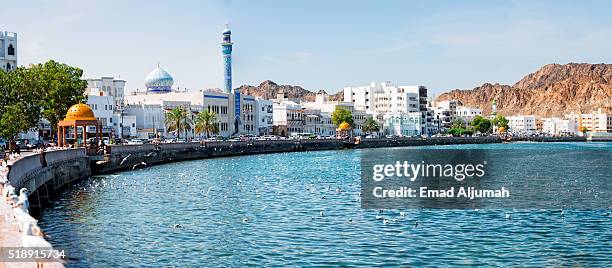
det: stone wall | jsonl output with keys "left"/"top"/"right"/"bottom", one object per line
{"left": 8, "top": 149, "right": 90, "bottom": 211}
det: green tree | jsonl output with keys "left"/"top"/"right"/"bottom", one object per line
{"left": 165, "top": 107, "right": 193, "bottom": 138}
{"left": 30, "top": 60, "right": 88, "bottom": 140}
{"left": 580, "top": 126, "right": 588, "bottom": 134}
{"left": 470, "top": 115, "right": 492, "bottom": 134}
{"left": 451, "top": 118, "right": 466, "bottom": 129}
{"left": 362, "top": 117, "right": 380, "bottom": 134}
{"left": 448, "top": 128, "right": 474, "bottom": 137}
{"left": 194, "top": 110, "right": 219, "bottom": 138}
{"left": 0, "top": 67, "right": 44, "bottom": 151}
{"left": 491, "top": 115, "right": 509, "bottom": 129}
{"left": 331, "top": 107, "right": 354, "bottom": 127}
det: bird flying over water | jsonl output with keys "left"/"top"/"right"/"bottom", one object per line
{"left": 132, "top": 162, "right": 146, "bottom": 170}
{"left": 120, "top": 154, "right": 132, "bottom": 165}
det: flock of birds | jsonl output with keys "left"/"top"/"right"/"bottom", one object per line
{"left": 70, "top": 154, "right": 612, "bottom": 235}
{"left": 2, "top": 181, "right": 54, "bottom": 262}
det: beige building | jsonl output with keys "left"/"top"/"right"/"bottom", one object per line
{"left": 565, "top": 108, "right": 612, "bottom": 133}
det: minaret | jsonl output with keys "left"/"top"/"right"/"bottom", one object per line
{"left": 492, "top": 99, "right": 497, "bottom": 116}
{"left": 222, "top": 24, "right": 233, "bottom": 93}
{"left": 222, "top": 24, "right": 241, "bottom": 135}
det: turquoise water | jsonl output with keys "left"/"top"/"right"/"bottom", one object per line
{"left": 39, "top": 142, "right": 611, "bottom": 267}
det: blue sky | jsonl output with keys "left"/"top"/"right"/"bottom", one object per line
{"left": 3, "top": 0, "right": 611, "bottom": 96}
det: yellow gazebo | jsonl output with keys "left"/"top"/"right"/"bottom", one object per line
{"left": 57, "top": 103, "right": 102, "bottom": 147}
{"left": 336, "top": 121, "right": 352, "bottom": 139}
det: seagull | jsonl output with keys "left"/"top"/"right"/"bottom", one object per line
{"left": 505, "top": 213, "right": 512, "bottom": 219}
{"left": 474, "top": 208, "right": 480, "bottom": 212}
{"left": 560, "top": 210, "right": 565, "bottom": 217}
{"left": 319, "top": 211, "right": 324, "bottom": 217}
{"left": 242, "top": 217, "right": 249, "bottom": 223}
{"left": 132, "top": 162, "right": 147, "bottom": 170}
{"left": 312, "top": 216, "right": 316, "bottom": 220}
{"left": 205, "top": 186, "right": 214, "bottom": 196}
{"left": 375, "top": 215, "right": 383, "bottom": 220}
{"left": 260, "top": 205, "right": 268, "bottom": 211}
{"left": 399, "top": 211, "right": 406, "bottom": 217}
{"left": 173, "top": 224, "right": 182, "bottom": 228}
{"left": 21, "top": 221, "right": 53, "bottom": 268}
{"left": 382, "top": 219, "right": 389, "bottom": 225}
{"left": 414, "top": 221, "right": 419, "bottom": 227}
{"left": 120, "top": 154, "right": 132, "bottom": 165}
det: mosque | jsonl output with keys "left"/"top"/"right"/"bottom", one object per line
{"left": 123, "top": 25, "right": 258, "bottom": 139}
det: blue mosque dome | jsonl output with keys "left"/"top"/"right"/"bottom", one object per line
{"left": 144, "top": 65, "right": 174, "bottom": 93}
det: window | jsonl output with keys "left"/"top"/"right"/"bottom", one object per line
{"left": 6, "top": 63, "right": 11, "bottom": 70}
{"left": 7, "top": 44, "right": 14, "bottom": 56}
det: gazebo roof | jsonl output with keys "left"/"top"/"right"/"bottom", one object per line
{"left": 58, "top": 103, "right": 101, "bottom": 126}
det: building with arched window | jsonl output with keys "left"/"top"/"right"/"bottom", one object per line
{"left": 0, "top": 31, "right": 17, "bottom": 71}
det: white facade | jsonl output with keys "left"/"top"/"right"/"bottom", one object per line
{"left": 272, "top": 94, "right": 303, "bottom": 136}
{"left": 124, "top": 90, "right": 257, "bottom": 138}
{"left": 87, "top": 95, "right": 115, "bottom": 128}
{"left": 255, "top": 98, "right": 273, "bottom": 135}
{"left": 383, "top": 112, "right": 422, "bottom": 137}
{"left": 456, "top": 106, "right": 482, "bottom": 123}
{"left": 344, "top": 82, "right": 422, "bottom": 115}
{"left": 0, "top": 31, "right": 17, "bottom": 71}
{"left": 302, "top": 92, "right": 370, "bottom": 136}
{"left": 124, "top": 104, "right": 166, "bottom": 139}
{"left": 303, "top": 109, "right": 336, "bottom": 137}
{"left": 565, "top": 108, "right": 612, "bottom": 133}
{"left": 344, "top": 81, "right": 430, "bottom": 134}
{"left": 86, "top": 77, "right": 126, "bottom": 110}
{"left": 542, "top": 117, "right": 577, "bottom": 136}
{"left": 429, "top": 100, "right": 458, "bottom": 130}
{"left": 508, "top": 115, "right": 536, "bottom": 132}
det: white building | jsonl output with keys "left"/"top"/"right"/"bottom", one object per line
{"left": 456, "top": 106, "right": 482, "bottom": 123}
{"left": 87, "top": 94, "right": 115, "bottom": 135}
{"left": 383, "top": 112, "right": 422, "bottom": 137}
{"left": 123, "top": 66, "right": 257, "bottom": 139}
{"left": 565, "top": 108, "right": 612, "bottom": 133}
{"left": 429, "top": 100, "right": 458, "bottom": 130}
{"left": 255, "top": 98, "right": 273, "bottom": 135}
{"left": 86, "top": 77, "right": 127, "bottom": 110}
{"left": 0, "top": 31, "right": 17, "bottom": 71}
{"left": 542, "top": 117, "right": 577, "bottom": 136}
{"left": 507, "top": 115, "right": 537, "bottom": 132}
{"left": 344, "top": 81, "right": 430, "bottom": 135}
{"left": 303, "top": 91, "right": 369, "bottom": 136}
{"left": 272, "top": 91, "right": 303, "bottom": 136}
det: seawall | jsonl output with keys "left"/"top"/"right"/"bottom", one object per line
{"left": 8, "top": 149, "right": 90, "bottom": 212}
{"left": 92, "top": 137, "right": 503, "bottom": 174}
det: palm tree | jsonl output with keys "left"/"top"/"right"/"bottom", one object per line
{"left": 194, "top": 110, "right": 220, "bottom": 138}
{"left": 165, "top": 107, "right": 193, "bottom": 139}
{"left": 362, "top": 117, "right": 380, "bottom": 134}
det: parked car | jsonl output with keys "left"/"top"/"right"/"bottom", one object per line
{"left": 0, "top": 138, "right": 7, "bottom": 150}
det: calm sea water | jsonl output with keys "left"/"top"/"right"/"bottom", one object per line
{"left": 38, "top": 142, "right": 612, "bottom": 267}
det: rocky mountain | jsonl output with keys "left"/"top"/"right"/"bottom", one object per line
{"left": 236, "top": 80, "right": 343, "bottom": 102}
{"left": 436, "top": 63, "right": 612, "bottom": 118}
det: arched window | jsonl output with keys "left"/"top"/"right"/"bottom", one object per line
{"left": 7, "top": 44, "right": 14, "bottom": 56}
